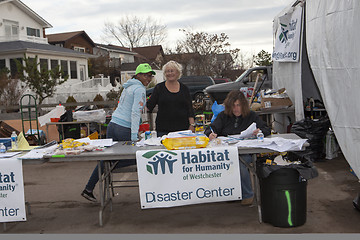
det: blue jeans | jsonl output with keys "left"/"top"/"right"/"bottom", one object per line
{"left": 239, "top": 154, "right": 254, "bottom": 199}
{"left": 85, "top": 122, "right": 135, "bottom": 192}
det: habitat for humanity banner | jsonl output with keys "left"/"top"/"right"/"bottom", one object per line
{"left": 0, "top": 159, "right": 27, "bottom": 222}
{"left": 136, "top": 146, "right": 241, "bottom": 209}
{"left": 273, "top": 5, "right": 303, "bottom": 62}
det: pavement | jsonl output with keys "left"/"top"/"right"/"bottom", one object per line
{"left": 1, "top": 153, "right": 360, "bottom": 235}
{"left": 1, "top": 119, "right": 360, "bottom": 236}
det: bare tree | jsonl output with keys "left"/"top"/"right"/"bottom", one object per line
{"left": 170, "top": 29, "right": 240, "bottom": 77}
{"left": 0, "top": 68, "right": 25, "bottom": 109}
{"left": 102, "top": 15, "right": 167, "bottom": 48}
{"left": 145, "top": 17, "right": 167, "bottom": 46}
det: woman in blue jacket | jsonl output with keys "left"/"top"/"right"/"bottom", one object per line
{"left": 81, "top": 63, "right": 155, "bottom": 202}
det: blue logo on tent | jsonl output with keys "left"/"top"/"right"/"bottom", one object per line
{"left": 279, "top": 23, "right": 289, "bottom": 43}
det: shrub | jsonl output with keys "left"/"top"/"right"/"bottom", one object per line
{"left": 65, "top": 96, "right": 77, "bottom": 111}
{"left": 93, "top": 94, "right": 104, "bottom": 109}
{"left": 106, "top": 88, "right": 123, "bottom": 101}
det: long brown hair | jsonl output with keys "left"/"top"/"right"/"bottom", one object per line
{"left": 223, "top": 90, "right": 250, "bottom": 117}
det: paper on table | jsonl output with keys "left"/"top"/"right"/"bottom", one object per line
{"left": 235, "top": 137, "right": 308, "bottom": 152}
{"left": 18, "top": 144, "right": 58, "bottom": 159}
{"left": 165, "top": 130, "right": 194, "bottom": 138}
{"left": 0, "top": 152, "right": 22, "bottom": 158}
{"left": 8, "top": 132, "right": 37, "bottom": 151}
{"left": 238, "top": 122, "right": 257, "bottom": 138}
{"left": 222, "top": 122, "right": 257, "bottom": 142}
{"left": 89, "top": 139, "right": 114, "bottom": 147}
{"left": 76, "top": 137, "right": 115, "bottom": 147}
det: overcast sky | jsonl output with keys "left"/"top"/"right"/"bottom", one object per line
{"left": 21, "top": 0, "right": 295, "bottom": 56}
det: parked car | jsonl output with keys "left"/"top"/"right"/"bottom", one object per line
{"left": 146, "top": 75, "right": 215, "bottom": 102}
{"left": 204, "top": 66, "right": 273, "bottom": 104}
{"left": 213, "top": 78, "right": 231, "bottom": 84}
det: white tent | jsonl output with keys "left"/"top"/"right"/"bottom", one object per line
{"left": 273, "top": 0, "right": 360, "bottom": 179}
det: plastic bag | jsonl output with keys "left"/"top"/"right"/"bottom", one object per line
{"left": 256, "top": 152, "right": 319, "bottom": 180}
{"left": 162, "top": 133, "right": 209, "bottom": 150}
{"left": 211, "top": 101, "right": 225, "bottom": 123}
{"left": 73, "top": 109, "right": 106, "bottom": 123}
{"left": 290, "top": 116, "right": 330, "bottom": 162}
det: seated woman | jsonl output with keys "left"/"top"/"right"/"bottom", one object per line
{"left": 204, "top": 90, "right": 271, "bottom": 205}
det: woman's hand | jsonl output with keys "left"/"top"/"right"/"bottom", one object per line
{"left": 253, "top": 128, "right": 260, "bottom": 136}
{"left": 189, "top": 125, "right": 195, "bottom": 133}
{"left": 209, "top": 132, "right": 218, "bottom": 140}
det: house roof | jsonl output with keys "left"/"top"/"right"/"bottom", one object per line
{"left": 132, "top": 45, "right": 164, "bottom": 61}
{"left": 47, "top": 31, "right": 96, "bottom": 47}
{"left": 0, "top": 40, "right": 95, "bottom": 58}
{"left": 0, "top": 0, "right": 52, "bottom": 28}
{"left": 95, "top": 43, "right": 136, "bottom": 55}
{"left": 121, "top": 62, "right": 140, "bottom": 71}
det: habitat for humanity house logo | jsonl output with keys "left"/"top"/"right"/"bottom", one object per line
{"left": 279, "top": 23, "right": 289, "bottom": 43}
{"left": 142, "top": 151, "right": 178, "bottom": 175}
{"left": 279, "top": 17, "right": 298, "bottom": 45}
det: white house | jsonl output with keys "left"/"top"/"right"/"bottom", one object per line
{"left": 0, "top": 0, "right": 96, "bottom": 102}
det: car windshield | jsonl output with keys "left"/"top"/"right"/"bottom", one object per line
{"left": 234, "top": 69, "right": 251, "bottom": 82}
{"left": 234, "top": 68, "right": 267, "bottom": 83}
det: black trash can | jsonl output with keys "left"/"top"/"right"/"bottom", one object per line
{"left": 260, "top": 168, "right": 307, "bottom": 227}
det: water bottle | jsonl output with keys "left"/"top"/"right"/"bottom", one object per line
{"left": 326, "top": 128, "right": 338, "bottom": 159}
{"left": 151, "top": 131, "right": 157, "bottom": 139}
{"left": 0, "top": 143, "right": 6, "bottom": 153}
{"left": 257, "top": 130, "right": 264, "bottom": 142}
{"left": 11, "top": 131, "right": 18, "bottom": 150}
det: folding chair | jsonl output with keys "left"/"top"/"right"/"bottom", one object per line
{"left": 106, "top": 161, "right": 139, "bottom": 197}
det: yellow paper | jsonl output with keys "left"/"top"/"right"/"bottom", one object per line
{"left": 8, "top": 132, "right": 37, "bottom": 151}
{"left": 88, "top": 131, "right": 99, "bottom": 140}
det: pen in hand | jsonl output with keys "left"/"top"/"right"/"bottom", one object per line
{"left": 209, "top": 126, "right": 217, "bottom": 140}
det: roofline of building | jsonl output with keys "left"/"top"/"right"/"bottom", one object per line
{"left": 0, "top": 48, "right": 96, "bottom": 58}
{"left": 47, "top": 31, "right": 96, "bottom": 47}
{"left": 95, "top": 45, "right": 137, "bottom": 55}
{"left": 4, "top": 0, "right": 53, "bottom": 28}
{"left": 0, "top": 41, "right": 96, "bottom": 58}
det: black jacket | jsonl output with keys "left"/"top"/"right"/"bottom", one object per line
{"left": 146, "top": 81, "right": 194, "bottom": 133}
{"left": 204, "top": 111, "right": 271, "bottom": 137}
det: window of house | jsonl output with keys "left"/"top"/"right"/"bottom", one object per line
{"left": 74, "top": 47, "right": 85, "bottom": 53}
{"left": 70, "top": 61, "right": 77, "bottom": 79}
{"left": 10, "top": 58, "right": 22, "bottom": 78}
{"left": 51, "top": 59, "right": 59, "bottom": 70}
{"left": 28, "top": 57, "right": 36, "bottom": 67}
{"left": 0, "top": 59, "right": 6, "bottom": 71}
{"left": 40, "top": 58, "right": 48, "bottom": 71}
{"left": 61, "top": 60, "right": 69, "bottom": 77}
{"left": 4, "top": 20, "right": 19, "bottom": 38}
{"left": 26, "top": 27, "right": 40, "bottom": 37}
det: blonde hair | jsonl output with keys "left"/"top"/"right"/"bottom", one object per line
{"left": 162, "top": 60, "right": 183, "bottom": 80}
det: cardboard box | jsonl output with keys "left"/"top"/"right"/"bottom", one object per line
{"left": 261, "top": 97, "right": 293, "bottom": 110}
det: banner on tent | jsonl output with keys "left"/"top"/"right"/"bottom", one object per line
{"left": 273, "top": 6, "right": 303, "bottom": 62}
{"left": 136, "top": 146, "right": 241, "bottom": 209}
{"left": 0, "top": 159, "right": 27, "bottom": 223}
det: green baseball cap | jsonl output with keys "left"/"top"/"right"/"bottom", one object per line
{"left": 135, "top": 63, "right": 156, "bottom": 75}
